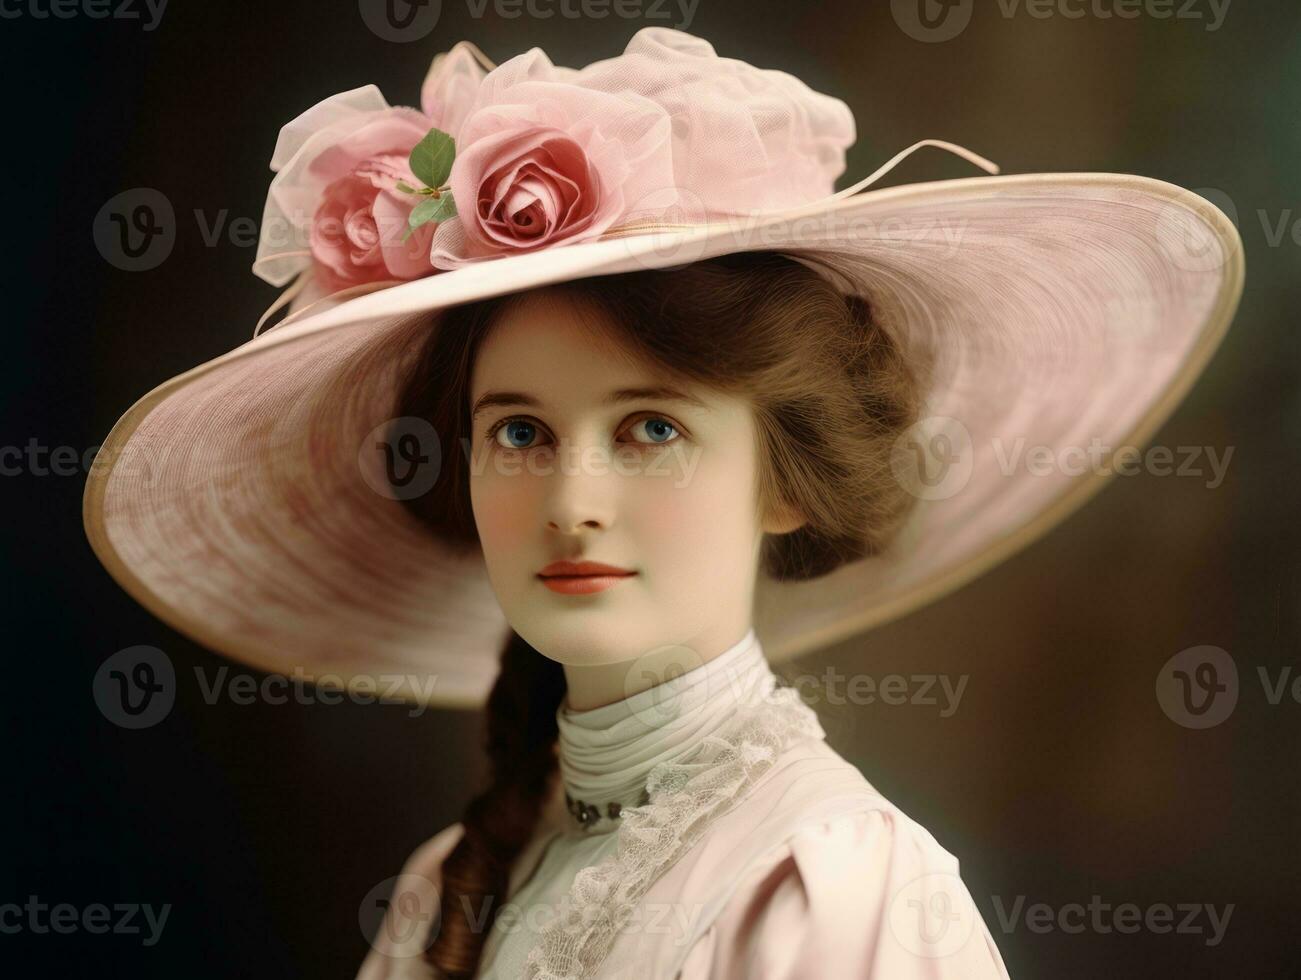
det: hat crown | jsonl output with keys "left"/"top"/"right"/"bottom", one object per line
{"left": 451, "top": 27, "right": 857, "bottom": 222}
{"left": 254, "top": 28, "right": 859, "bottom": 288}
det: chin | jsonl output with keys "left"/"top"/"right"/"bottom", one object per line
{"left": 510, "top": 614, "right": 640, "bottom": 667}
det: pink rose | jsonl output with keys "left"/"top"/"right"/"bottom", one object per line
{"left": 429, "top": 57, "right": 677, "bottom": 269}
{"left": 305, "top": 110, "right": 439, "bottom": 291}
{"left": 309, "top": 159, "right": 437, "bottom": 292}
{"left": 438, "top": 121, "right": 622, "bottom": 261}
{"left": 427, "top": 29, "right": 854, "bottom": 269}
{"left": 253, "top": 41, "right": 488, "bottom": 291}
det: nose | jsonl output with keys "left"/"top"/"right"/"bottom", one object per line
{"left": 541, "top": 439, "right": 617, "bottom": 535}
{"left": 547, "top": 513, "right": 604, "bottom": 535}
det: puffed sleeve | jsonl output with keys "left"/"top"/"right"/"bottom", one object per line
{"left": 355, "top": 822, "right": 466, "bottom": 980}
{"left": 676, "top": 808, "right": 1011, "bottom": 979}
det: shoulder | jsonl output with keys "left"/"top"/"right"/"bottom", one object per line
{"left": 677, "top": 745, "right": 1013, "bottom": 979}
{"left": 353, "top": 822, "right": 465, "bottom": 980}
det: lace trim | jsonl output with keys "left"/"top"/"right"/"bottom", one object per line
{"left": 522, "top": 682, "right": 825, "bottom": 980}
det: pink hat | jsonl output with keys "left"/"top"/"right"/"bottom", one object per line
{"left": 82, "top": 27, "right": 1243, "bottom": 707}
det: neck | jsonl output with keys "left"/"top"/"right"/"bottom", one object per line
{"left": 561, "top": 622, "right": 757, "bottom": 711}
{"left": 555, "top": 627, "right": 774, "bottom": 823}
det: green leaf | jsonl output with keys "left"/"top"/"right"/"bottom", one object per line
{"left": 409, "top": 128, "right": 456, "bottom": 189}
{"left": 428, "top": 192, "right": 457, "bottom": 223}
{"left": 407, "top": 196, "right": 443, "bottom": 229}
{"left": 401, "top": 192, "right": 457, "bottom": 242}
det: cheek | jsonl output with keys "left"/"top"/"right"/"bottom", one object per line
{"left": 470, "top": 467, "right": 536, "bottom": 564}
{"left": 629, "top": 446, "right": 758, "bottom": 563}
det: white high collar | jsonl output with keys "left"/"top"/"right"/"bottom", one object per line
{"left": 555, "top": 628, "right": 774, "bottom": 824}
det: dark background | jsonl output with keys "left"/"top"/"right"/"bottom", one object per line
{"left": 4, "top": 1, "right": 1298, "bottom": 977}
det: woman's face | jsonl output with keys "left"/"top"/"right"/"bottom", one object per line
{"left": 467, "top": 288, "right": 782, "bottom": 676}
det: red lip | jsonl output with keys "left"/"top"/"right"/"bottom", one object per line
{"left": 537, "top": 560, "right": 637, "bottom": 595}
{"left": 537, "top": 560, "right": 635, "bottom": 578}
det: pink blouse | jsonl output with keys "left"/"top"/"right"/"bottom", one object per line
{"left": 676, "top": 807, "right": 1011, "bottom": 978}
{"left": 357, "top": 793, "right": 1011, "bottom": 979}
{"left": 357, "top": 631, "right": 1012, "bottom": 979}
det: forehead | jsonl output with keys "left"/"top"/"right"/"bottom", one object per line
{"left": 469, "top": 289, "right": 670, "bottom": 396}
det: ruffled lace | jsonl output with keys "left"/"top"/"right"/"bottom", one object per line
{"left": 522, "top": 682, "right": 825, "bottom": 980}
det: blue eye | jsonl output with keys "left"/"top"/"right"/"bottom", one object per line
{"left": 627, "top": 417, "right": 679, "bottom": 445}
{"left": 495, "top": 419, "right": 543, "bottom": 449}
{"left": 486, "top": 414, "right": 682, "bottom": 450}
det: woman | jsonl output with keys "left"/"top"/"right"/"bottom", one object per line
{"left": 82, "top": 25, "right": 1242, "bottom": 980}
{"left": 365, "top": 250, "right": 1006, "bottom": 978}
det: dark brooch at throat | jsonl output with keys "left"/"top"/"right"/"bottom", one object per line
{"left": 564, "top": 788, "right": 650, "bottom": 830}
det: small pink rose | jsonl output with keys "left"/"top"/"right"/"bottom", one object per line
{"left": 255, "top": 43, "right": 487, "bottom": 291}
{"left": 310, "top": 153, "right": 436, "bottom": 291}
{"left": 304, "top": 108, "right": 439, "bottom": 291}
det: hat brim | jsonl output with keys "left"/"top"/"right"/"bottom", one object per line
{"left": 83, "top": 171, "right": 1244, "bottom": 708}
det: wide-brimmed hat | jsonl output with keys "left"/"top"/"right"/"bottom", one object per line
{"left": 82, "top": 27, "right": 1244, "bottom": 708}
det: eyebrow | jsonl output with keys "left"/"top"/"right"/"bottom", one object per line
{"left": 471, "top": 385, "right": 709, "bottom": 422}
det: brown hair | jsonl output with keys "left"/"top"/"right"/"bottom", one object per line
{"left": 394, "top": 249, "right": 923, "bottom": 977}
